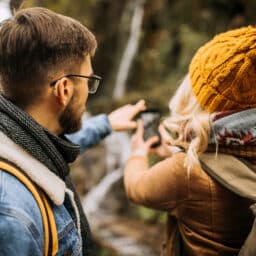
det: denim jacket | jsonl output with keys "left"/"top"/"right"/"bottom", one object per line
{"left": 0, "top": 132, "right": 82, "bottom": 256}
{"left": 0, "top": 115, "right": 111, "bottom": 255}
{"left": 0, "top": 171, "right": 82, "bottom": 256}
{"left": 66, "top": 114, "right": 112, "bottom": 153}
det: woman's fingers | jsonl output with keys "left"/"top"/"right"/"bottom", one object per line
{"left": 145, "top": 136, "right": 159, "bottom": 148}
{"left": 158, "top": 124, "right": 171, "bottom": 142}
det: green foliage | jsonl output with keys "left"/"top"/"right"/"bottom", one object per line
{"left": 24, "top": 0, "right": 94, "bottom": 25}
{"left": 98, "top": 249, "right": 113, "bottom": 256}
{"left": 22, "top": 0, "right": 256, "bottom": 111}
{"left": 94, "top": 242, "right": 116, "bottom": 256}
{"left": 178, "top": 25, "right": 208, "bottom": 73}
{"left": 136, "top": 206, "right": 166, "bottom": 224}
{"left": 137, "top": 206, "right": 156, "bottom": 222}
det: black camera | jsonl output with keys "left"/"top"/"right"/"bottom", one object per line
{"left": 137, "top": 109, "right": 161, "bottom": 147}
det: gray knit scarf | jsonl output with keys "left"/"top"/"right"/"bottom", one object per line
{"left": 207, "top": 108, "right": 256, "bottom": 159}
{"left": 0, "top": 94, "right": 95, "bottom": 256}
{"left": 210, "top": 109, "right": 256, "bottom": 146}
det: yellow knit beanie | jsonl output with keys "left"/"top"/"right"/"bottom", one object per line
{"left": 189, "top": 26, "right": 256, "bottom": 113}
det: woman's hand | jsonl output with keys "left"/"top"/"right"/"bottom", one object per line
{"left": 130, "top": 120, "right": 159, "bottom": 156}
{"left": 149, "top": 124, "right": 182, "bottom": 158}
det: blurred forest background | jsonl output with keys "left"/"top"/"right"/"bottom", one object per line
{"left": 2, "top": 0, "right": 256, "bottom": 255}
{"left": 10, "top": 0, "right": 256, "bottom": 113}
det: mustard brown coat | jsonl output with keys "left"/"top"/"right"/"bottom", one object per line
{"left": 124, "top": 152, "right": 253, "bottom": 256}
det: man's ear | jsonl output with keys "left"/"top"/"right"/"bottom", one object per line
{"left": 54, "top": 78, "right": 74, "bottom": 106}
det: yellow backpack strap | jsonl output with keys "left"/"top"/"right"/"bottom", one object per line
{"left": 41, "top": 193, "right": 59, "bottom": 255}
{"left": 0, "top": 160, "right": 58, "bottom": 256}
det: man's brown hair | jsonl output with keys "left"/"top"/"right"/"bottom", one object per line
{"left": 0, "top": 7, "right": 97, "bottom": 108}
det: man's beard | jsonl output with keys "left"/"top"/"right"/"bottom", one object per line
{"left": 59, "top": 94, "right": 83, "bottom": 134}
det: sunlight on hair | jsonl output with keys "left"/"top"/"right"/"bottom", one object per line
{"left": 163, "top": 74, "right": 212, "bottom": 172}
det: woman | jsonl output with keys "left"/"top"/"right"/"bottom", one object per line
{"left": 124, "top": 26, "right": 256, "bottom": 256}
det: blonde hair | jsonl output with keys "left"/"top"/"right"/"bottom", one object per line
{"left": 163, "top": 75, "right": 212, "bottom": 170}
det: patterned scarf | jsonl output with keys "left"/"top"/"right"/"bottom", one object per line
{"left": 208, "top": 108, "right": 256, "bottom": 159}
{"left": 0, "top": 94, "right": 95, "bottom": 256}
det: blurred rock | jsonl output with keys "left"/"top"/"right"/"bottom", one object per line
{"left": 70, "top": 143, "right": 107, "bottom": 197}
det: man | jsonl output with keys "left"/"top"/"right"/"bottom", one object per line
{"left": 0, "top": 7, "right": 144, "bottom": 255}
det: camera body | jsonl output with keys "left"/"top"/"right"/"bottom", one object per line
{"left": 137, "top": 109, "right": 161, "bottom": 147}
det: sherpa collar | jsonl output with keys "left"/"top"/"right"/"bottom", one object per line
{"left": 0, "top": 131, "right": 66, "bottom": 205}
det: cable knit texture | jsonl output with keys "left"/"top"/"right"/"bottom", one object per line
{"left": 189, "top": 26, "right": 256, "bottom": 112}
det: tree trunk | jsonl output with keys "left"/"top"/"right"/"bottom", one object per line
{"left": 10, "top": 0, "right": 23, "bottom": 13}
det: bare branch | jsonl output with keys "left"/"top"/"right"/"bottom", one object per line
{"left": 10, "top": 0, "right": 24, "bottom": 14}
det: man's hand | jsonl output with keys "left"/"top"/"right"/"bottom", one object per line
{"left": 108, "top": 100, "right": 146, "bottom": 131}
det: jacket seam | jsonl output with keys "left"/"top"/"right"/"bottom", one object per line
{"left": 58, "top": 221, "right": 76, "bottom": 240}
{"left": 207, "top": 173, "right": 215, "bottom": 241}
{"left": 0, "top": 205, "right": 43, "bottom": 251}
{"left": 58, "top": 220, "right": 82, "bottom": 256}
{"left": 72, "top": 241, "right": 82, "bottom": 256}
